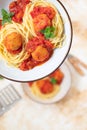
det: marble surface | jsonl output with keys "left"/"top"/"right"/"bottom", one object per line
{"left": 0, "top": 0, "right": 87, "bottom": 130}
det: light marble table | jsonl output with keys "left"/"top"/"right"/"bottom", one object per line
{"left": 0, "top": 0, "right": 87, "bottom": 130}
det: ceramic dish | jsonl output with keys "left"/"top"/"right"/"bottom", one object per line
{"left": 22, "top": 63, "right": 71, "bottom": 104}
{"left": 0, "top": 0, "right": 72, "bottom": 82}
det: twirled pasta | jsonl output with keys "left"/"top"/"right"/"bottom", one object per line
{"left": 0, "top": 0, "right": 65, "bottom": 70}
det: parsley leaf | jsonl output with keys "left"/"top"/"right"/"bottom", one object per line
{"left": 41, "top": 26, "right": 55, "bottom": 39}
{"left": 1, "top": 9, "right": 14, "bottom": 25}
{"left": 50, "top": 78, "right": 57, "bottom": 84}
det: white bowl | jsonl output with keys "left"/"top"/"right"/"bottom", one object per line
{"left": 0, "top": 0, "right": 72, "bottom": 82}
{"left": 22, "top": 63, "right": 71, "bottom": 104}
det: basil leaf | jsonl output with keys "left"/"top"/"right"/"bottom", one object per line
{"left": 50, "top": 78, "right": 57, "bottom": 84}
{"left": 41, "top": 26, "right": 55, "bottom": 39}
{"left": 9, "top": 12, "right": 14, "bottom": 17}
{"left": 1, "top": 9, "right": 14, "bottom": 25}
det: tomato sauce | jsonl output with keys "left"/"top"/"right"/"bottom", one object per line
{"left": 50, "top": 69, "right": 64, "bottom": 84}
{"left": 20, "top": 35, "right": 53, "bottom": 71}
{"left": 30, "top": 6, "right": 56, "bottom": 20}
{"left": 9, "top": 0, "right": 30, "bottom": 23}
{"left": 28, "top": 82, "right": 33, "bottom": 86}
{"left": 7, "top": 47, "right": 22, "bottom": 55}
{"left": 26, "top": 34, "right": 53, "bottom": 53}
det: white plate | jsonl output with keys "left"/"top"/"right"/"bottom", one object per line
{"left": 22, "top": 63, "right": 71, "bottom": 104}
{"left": 0, "top": 0, "right": 72, "bottom": 82}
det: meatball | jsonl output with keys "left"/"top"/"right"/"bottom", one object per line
{"left": 32, "top": 45, "right": 49, "bottom": 62}
{"left": 40, "top": 79, "right": 53, "bottom": 94}
{"left": 4, "top": 32, "right": 22, "bottom": 51}
{"left": 36, "top": 79, "right": 53, "bottom": 94}
{"left": 33, "top": 14, "right": 51, "bottom": 32}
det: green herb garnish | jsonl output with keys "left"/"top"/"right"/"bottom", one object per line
{"left": 1, "top": 9, "right": 14, "bottom": 25}
{"left": 41, "top": 26, "right": 55, "bottom": 39}
{"left": 50, "top": 78, "right": 57, "bottom": 84}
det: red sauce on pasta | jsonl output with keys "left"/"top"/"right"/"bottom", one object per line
{"left": 28, "top": 69, "right": 64, "bottom": 94}
{"left": 20, "top": 35, "right": 53, "bottom": 70}
{"left": 9, "top": 0, "right": 30, "bottom": 23}
{"left": 30, "top": 6, "right": 56, "bottom": 20}
{"left": 50, "top": 69, "right": 64, "bottom": 84}
{"left": 7, "top": 47, "right": 22, "bottom": 55}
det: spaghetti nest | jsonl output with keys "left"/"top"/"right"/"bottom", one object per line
{"left": 23, "top": 0, "right": 65, "bottom": 47}
{"left": 0, "top": 23, "right": 29, "bottom": 67}
{"left": 28, "top": 68, "right": 64, "bottom": 99}
{"left": 0, "top": 0, "right": 65, "bottom": 69}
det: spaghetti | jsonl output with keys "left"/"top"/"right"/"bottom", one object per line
{"left": 0, "top": 0, "right": 65, "bottom": 70}
{"left": 28, "top": 68, "right": 64, "bottom": 99}
{"left": 0, "top": 23, "right": 29, "bottom": 67}
{"left": 23, "top": 0, "right": 65, "bottom": 47}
